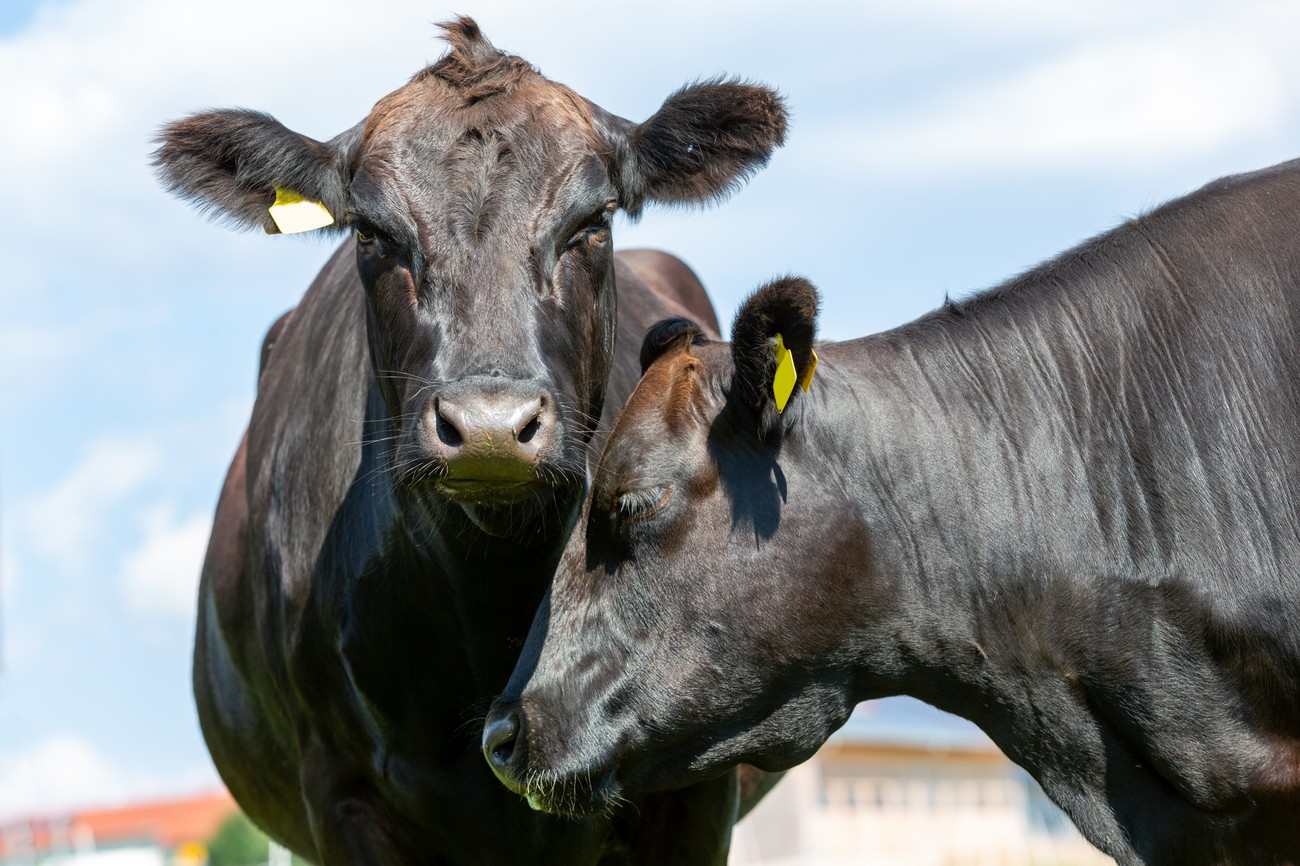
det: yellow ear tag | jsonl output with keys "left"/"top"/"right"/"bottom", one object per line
{"left": 800, "top": 348, "right": 818, "bottom": 392}
{"left": 268, "top": 187, "right": 334, "bottom": 234}
{"left": 771, "top": 333, "right": 798, "bottom": 413}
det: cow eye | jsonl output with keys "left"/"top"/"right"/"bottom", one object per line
{"left": 566, "top": 206, "right": 614, "bottom": 250}
{"left": 353, "top": 220, "right": 387, "bottom": 255}
{"left": 615, "top": 484, "right": 674, "bottom": 526}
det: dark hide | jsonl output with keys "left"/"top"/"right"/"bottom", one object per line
{"left": 159, "top": 18, "right": 788, "bottom": 865}
{"left": 489, "top": 159, "right": 1300, "bottom": 865}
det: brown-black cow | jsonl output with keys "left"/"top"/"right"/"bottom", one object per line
{"left": 488, "top": 160, "right": 1300, "bottom": 865}
{"left": 154, "top": 18, "right": 786, "bottom": 865}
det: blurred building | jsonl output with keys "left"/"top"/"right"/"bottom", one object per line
{"left": 0, "top": 791, "right": 232, "bottom": 866}
{"left": 732, "top": 698, "right": 1114, "bottom": 866}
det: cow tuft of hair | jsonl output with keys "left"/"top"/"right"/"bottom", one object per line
{"left": 418, "top": 16, "right": 535, "bottom": 103}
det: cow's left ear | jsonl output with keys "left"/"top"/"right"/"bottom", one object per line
{"left": 599, "top": 79, "right": 788, "bottom": 218}
{"left": 730, "top": 277, "right": 820, "bottom": 435}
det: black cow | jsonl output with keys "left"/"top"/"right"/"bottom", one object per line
{"left": 154, "top": 18, "right": 787, "bottom": 865}
{"left": 486, "top": 160, "right": 1300, "bottom": 865}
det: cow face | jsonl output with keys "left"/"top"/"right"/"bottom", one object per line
{"left": 154, "top": 18, "right": 786, "bottom": 534}
{"left": 485, "top": 278, "right": 868, "bottom": 813}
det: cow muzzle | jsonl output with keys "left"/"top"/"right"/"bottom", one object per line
{"left": 425, "top": 378, "right": 557, "bottom": 504}
{"left": 482, "top": 697, "right": 617, "bottom": 817}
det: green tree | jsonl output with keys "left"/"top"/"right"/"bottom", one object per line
{"left": 206, "top": 811, "right": 269, "bottom": 866}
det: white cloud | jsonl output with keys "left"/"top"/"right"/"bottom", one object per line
{"left": 0, "top": 0, "right": 462, "bottom": 201}
{"left": 819, "top": 13, "right": 1294, "bottom": 175}
{"left": 16, "top": 432, "right": 215, "bottom": 622}
{"left": 22, "top": 438, "right": 159, "bottom": 573}
{"left": 117, "top": 506, "right": 210, "bottom": 620}
{"left": 882, "top": 0, "right": 1187, "bottom": 36}
{"left": 0, "top": 734, "right": 220, "bottom": 818}
{"left": 1, "top": 540, "right": 16, "bottom": 605}
{"left": 0, "top": 311, "right": 146, "bottom": 416}
{"left": 0, "top": 735, "right": 137, "bottom": 816}
{"left": 0, "top": 0, "right": 447, "bottom": 300}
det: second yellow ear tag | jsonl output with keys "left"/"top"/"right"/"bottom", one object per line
{"left": 268, "top": 187, "right": 334, "bottom": 234}
{"left": 800, "top": 348, "right": 819, "bottom": 392}
{"left": 771, "top": 333, "right": 797, "bottom": 413}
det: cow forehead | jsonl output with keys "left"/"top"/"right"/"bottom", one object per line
{"left": 349, "top": 78, "right": 612, "bottom": 250}
{"left": 602, "top": 350, "right": 719, "bottom": 480}
{"left": 620, "top": 351, "right": 697, "bottom": 425}
{"left": 358, "top": 75, "right": 599, "bottom": 176}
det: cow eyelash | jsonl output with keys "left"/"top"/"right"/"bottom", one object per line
{"left": 351, "top": 218, "right": 380, "bottom": 243}
{"left": 352, "top": 219, "right": 403, "bottom": 262}
{"left": 349, "top": 215, "right": 391, "bottom": 244}
{"left": 615, "top": 484, "right": 674, "bottom": 525}
{"left": 565, "top": 207, "right": 614, "bottom": 250}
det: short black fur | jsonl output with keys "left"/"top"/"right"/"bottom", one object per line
{"left": 493, "top": 157, "right": 1300, "bottom": 866}
{"left": 155, "top": 17, "right": 777, "bottom": 866}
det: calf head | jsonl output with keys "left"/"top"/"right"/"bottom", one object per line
{"left": 154, "top": 17, "right": 786, "bottom": 534}
{"left": 485, "top": 278, "right": 870, "bottom": 812}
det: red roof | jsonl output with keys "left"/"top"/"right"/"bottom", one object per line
{"left": 0, "top": 790, "right": 237, "bottom": 858}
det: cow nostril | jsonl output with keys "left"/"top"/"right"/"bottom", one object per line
{"left": 435, "top": 404, "right": 464, "bottom": 448}
{"left": 482, "top": 711, "right": 520, "bottom": 774}
{"left": 517, "top": 414, "right": 541, "bottom": 444}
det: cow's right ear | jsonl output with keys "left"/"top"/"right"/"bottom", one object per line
{"left": 730, "top": 277, "right": 820, "bottom": 437}
{"left": 153, "top": 109, "right": 361, "bottom": 235}
{"left": 639, "top": 317, "right": 710, "bottom": 375}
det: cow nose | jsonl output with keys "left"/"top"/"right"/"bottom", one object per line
{"left": 428, "top": 390, "right": 553, "bottom": 479}
{"left": 436, "top": 395, "right": 543, "bottom": 452}
{"left": 482, "top": 705, "right": 524, "bottom": 786}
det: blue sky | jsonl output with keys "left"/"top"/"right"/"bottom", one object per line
{"left": 4, "top": 0, "right": 1300, "bottom": 817}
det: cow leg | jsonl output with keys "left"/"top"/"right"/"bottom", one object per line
{"left": 195, "top": 588, "right": 316, "bottom": 854}
{"left": 736, "top": 765, "right": 783, "bottom": 819}
{"left": 616, "top": 772, "right": 739, "bottom": 866}
{"left": 299, "top": 748, "right": 416, "bottom": 866}
{"left": 194, "top": 436, "right": 317, "bottom": 855}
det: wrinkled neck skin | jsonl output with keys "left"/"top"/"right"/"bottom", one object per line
{"left": 815, "top": 333, "right": 1112, "bottom": 707}
{"left": 786, "top": 291, "right": 1300, "bottom": 864}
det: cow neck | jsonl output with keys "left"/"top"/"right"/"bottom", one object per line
{"left": 842, "top": 289, "right": 1140, "bottom": 676}
{"left": 833, "top": 314, "right": 1102, "bottom": 702}
{"left": 797, "top": 272, "right": 1292, "bottom": 831}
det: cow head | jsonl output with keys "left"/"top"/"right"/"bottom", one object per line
{"left": 154, "top": 18, "right": 786, "bottom": 535}
{"left": 484, "top": 278, "right": 871, "bottom": 813}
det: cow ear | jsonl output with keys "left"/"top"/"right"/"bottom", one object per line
{"left": 612, "top": 79, "right": 787, "bottom": 218}
{"left": 639, "top": 317, "right": 710, "bottom": 375}
{"left": 153, "top": 109, "right": 360, "bottom": 235}
{"left": 730, "top": 277, "right": 820, "bottom": 435}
